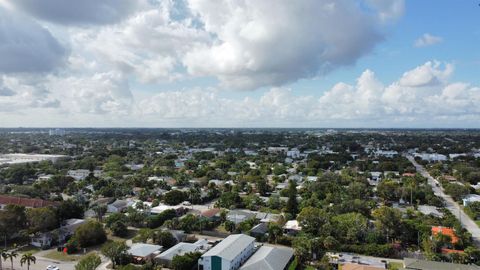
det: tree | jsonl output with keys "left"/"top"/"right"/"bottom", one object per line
{"left": 154, "top": 231, "right": 177, "bottom": 249}
{"left": 2, "top": 250, "right": 17, "bottom": 270}
{"left": 372, "top": 206, "right": 403, "bottom": 242}
{"left": 20, "top": 253, "right": 36, "bottom": 270}
{"left": 57, "top": 199, "right": 85, "bottom": 221}
{"left": 164, "top": 190, "right": 186, "bottom": 206}
{"left": 286, "top": 180, "right": 298, "bottom": 217}
{"left": 256, "top": 179, "right": 269, "bottom": 196}
{"left": 297, "top": 207, "right": 329, "bottom": 236}
{"left": 74, "top": 220, "right": 107, "bottom": 247}
{"left": 224, "top": 220, "right": 236, "bottom": 233}
{"left": 376, "top": 180, "right": 400, "bottom": 202}
{"left": 171, "top": 252, "right": 201, "bottom": 270}
{"left": 76, "top": 253, "right": 101, "bottom": 270}
{"left": 105, "top": 213, "right": 128, "bottom": 229}
{"left": 444, "top": 183, "right": 470, "bottom": 201}
{"left": 267, "top": 223, "right": 283, "bottom": 244}
{"left": 0, "top": 249, "right": 5, "bottom": 270}
{"left": 101, "top": 241, "right": 127, "bottom": 269}
{"left": 26, "top": 207, "right": 57, "bottom": 233}
{"left": 332, "top": 212, "right": 368, "bottom": 244}
{"left": 216, "top": 192, "right": 242, "bottom": 209}
{"left": 293, "top": 237, "right": 311, "bottom": 265}
{"left": 0, "top": 204, "right": 27, "bottom": 240}
{"left": 92, "top": 205, "right": 107, "bottom": 222}
{"left": 110, "top": 221, "right": 128, "bottom": 237}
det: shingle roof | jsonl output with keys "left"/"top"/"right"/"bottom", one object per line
{"left": 250, "top": 223, "right": 268, "bottom": 235}
{"left": 201, "top": 208, "right": 221, "bottom": 218}
{"left": 156, "top": 242, "right": 200, "bottom": 261}
{"left": 202, "top": 234, "right": 255, "bottom": 261}
{"left": 240, "top": 246, "right": 293, "bottom": 270}
{"left": 402, "top": 258, "right": 480, "bottom": 270}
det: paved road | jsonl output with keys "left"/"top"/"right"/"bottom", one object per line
{"left": 407, "top": 155, "right": 480, "bottom": 246}
{"left": 10, "top": 253, "right": 76, "bottom": 270}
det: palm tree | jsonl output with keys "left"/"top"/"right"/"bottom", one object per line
{"left": 20, "top": 253, "right": 36, "bottom": 270}
{"left": 0, "top": 249, "right": 6, "bottom": 270}
{"left": 3, "top": 251, "right": 18, "bottom": 270}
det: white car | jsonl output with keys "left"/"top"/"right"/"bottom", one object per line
{"left": 46, "top": 265, "right": 59, "bottom": 270}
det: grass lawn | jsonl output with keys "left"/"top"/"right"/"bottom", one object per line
{"left": 16, "top": 245, "right": 41, "bottom": 254}
{"left": 288, "top": 258, "right": 298, "bottom": 270}
{"left": 388, "top": 262, "right": 403, "bottom": 270}
{"left": 107, "top": 229, "right": 138, "bottom": 241}
{"left": 42, "top": 250, "right": 97, "bottom": 262}
{"left": 475, "top": 220, "right": 480, "bottom": 227}
{"left": 216, "top": 224, "right": 229, "bottom": 234}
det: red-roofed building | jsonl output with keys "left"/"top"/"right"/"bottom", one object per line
{"left": 432, "top": 226, "right": 459, "bottom": 244}
{"left": 201, "top": 208, "right": 222, "bottom": 221}
{"left": 402, "top": 173, "right": 416, "bottom": 177}
{"left": 0, "top": 195, "right": 58, "bottom": 209}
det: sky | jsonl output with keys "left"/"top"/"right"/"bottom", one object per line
{"left": 0, "top": 0, "right": 479, "bottom": 128}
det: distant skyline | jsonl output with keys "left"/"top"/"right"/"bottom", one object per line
{"left": 0, "top": 0, "right": 479, "bottom": 128}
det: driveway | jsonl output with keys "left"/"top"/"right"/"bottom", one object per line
{"left": 407, "top": 155, "right": 480, "bottom": 247}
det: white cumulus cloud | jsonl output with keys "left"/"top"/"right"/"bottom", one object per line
{"left": 183, "top": 0, "right": 392, "bottom": 90}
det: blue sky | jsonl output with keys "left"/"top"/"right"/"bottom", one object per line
{"left": 0, "top": 0, "right": 479, "bottom": 127}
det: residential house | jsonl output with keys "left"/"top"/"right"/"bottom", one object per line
{"left": 67, "top": 169, "right": 103, "bottom": 181}
{"left": 128, "top": 243, "right": 163, "bottom": 263}
{"left": 31, "top": 219, "right": 85, "bottom": 248}
{"left": 107, "top": 199, "right": 134, "bottom": 213}
{"left": 201, "top": 208, "right": 222, "bottom": 221}
{"left": 417, "top": 205, "right": 444, "bottom": 218}
{"left": 249, "top": 223, "right": 268, "bottom": 239}
{"left": 156, "top": 239, "right": 210, "bottom": 267}
{"left": 463, "top": 194, "right": 480, "bottom": 206}
{"left": 431, "top": 226, "right": 460, "bottom": 253}
{"left": 227, "top": 210, "right": 256, "bottom": 225}
{"left": 283, "top": 220, "right": 302, "bottom": 235}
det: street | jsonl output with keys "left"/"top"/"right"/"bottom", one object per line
{"left": 407, "top": 155, "right": 480, "bottom": 247}
{"left": 9, "top": 251, "right": 76, "bottom": 270}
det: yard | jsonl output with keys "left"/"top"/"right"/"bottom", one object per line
{"left": 42, "top": 250, "right": 89, "bottom": 262}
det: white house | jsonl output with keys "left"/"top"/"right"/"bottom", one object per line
{"left": 283, "top": 220, "right": 302, "bottom": 235}
{"left": 107, "top": 199, "right": 135, "bottom": 213}
{"left": 67, "top": 169, "right": 103, "bottom": 181}
{"left": 156, "top": 239, "right": 210, "bottom": 267}
{"left": 370, "top": 171, "right": 382, "bottom": 182}
{"left": 414, "top": 153, "right": 447, "bottom": 162}
{"left": 31, "top": 219, "right": 85, "bottom": 248}
{"left": 463, "top": 194, "right": 480, "bottom": 206}
{"left": 374, "top": 150, "right": 398, "bottom": 158}
{"left": 286, "top": 149, "right": 301, "bottom": 159}
{"left": 199, "top": 234, "right": 255, "bottom": 270}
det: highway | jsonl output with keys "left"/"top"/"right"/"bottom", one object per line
{"left": 407, "top": 155, "right": 480, "bottom": 247}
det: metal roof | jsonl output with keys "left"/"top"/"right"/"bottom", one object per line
{"left": 128, "top": 243, "right": 162, "bottom": 258}
{"left": 156, "top": 242, "right": 200, "bottom": 261}
{"left": 201, "top": 234, "right": 255, "bottom": 261}
{"left": 240, "top": 246, "right": 293, "bottom": 270}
